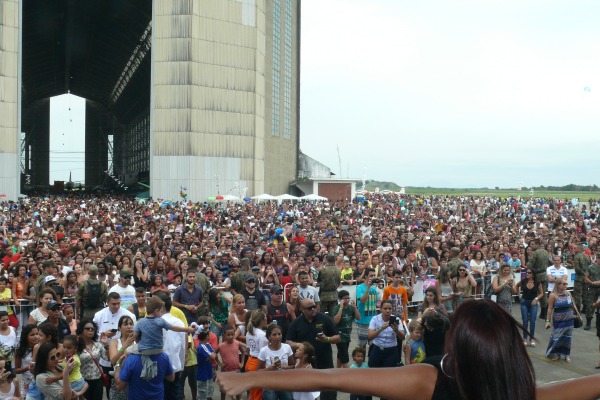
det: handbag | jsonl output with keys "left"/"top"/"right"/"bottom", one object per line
{"left": 85, "top": 348, "right": 110, "bottom": 388}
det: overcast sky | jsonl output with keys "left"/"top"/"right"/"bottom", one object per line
{"left": 50, "top": 0, "right": 600, "bottom": 188}
{"left": 299, "top": 0, "right": 600, "bottom": 188}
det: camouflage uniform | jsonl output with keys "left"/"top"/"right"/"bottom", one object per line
{"left": 585, "top": 262, "right": 600, "bottom": 319}
{"left": 527, "top": 248, "right": 550, "bottom": 309}
{"left": 447, "top": 257, "right": 465, "bottom": 279}
{"left": 573, "top": 252, "right": 591, "bottom": 311}
{"left": 317, "top": 264, "right": 341, "bottom": 316}
{"left": 193, "top": 270, "right": 211, "bottom": 316}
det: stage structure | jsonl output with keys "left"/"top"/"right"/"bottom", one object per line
{"left": 0, "top": 0, "right": 300, "bottom": 200}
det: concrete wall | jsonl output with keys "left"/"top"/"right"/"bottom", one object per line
{"left": 151, "top": 0, "right": 269, "bottom": 201}
{"left": 0, "top": 0, "right": 20, "bottom": 199}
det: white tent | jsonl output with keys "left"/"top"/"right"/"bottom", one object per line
{"left": 300, "top": 194, "right": 328, "bottom": 201}
{"left": 276, "top": 194, "right": 299, "bottom": 201}
{"left": 251, "top": 194, "right": 277, "bottom": 201}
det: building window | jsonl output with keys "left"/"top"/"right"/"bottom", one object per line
{"left": 272, "top": 0, "right": 281, "bottom": 136}
{"left": 283, "top": 0, "right": 293, "bottom": 139}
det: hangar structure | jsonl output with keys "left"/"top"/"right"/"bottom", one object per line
{"left": 0, "top": 0, "right": 300, "bottom": 200}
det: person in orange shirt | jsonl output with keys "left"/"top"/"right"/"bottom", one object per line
{"left": 382, "top": 269, "right": 409, "bottom": 366}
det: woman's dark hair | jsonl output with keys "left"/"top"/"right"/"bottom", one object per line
{"left": 117, "top": 315, "right": 133, "bottom": 329}
{"left": 64, "top": 334, "right": 84, "bottom": 354}
{"left": 444, "top": 299, "right": 535, "bottom": 400}
{"left": 437, "top": 266, "right": 451, "bottom": 284}
{"left": 33, "top": 343, "right": 58, "bottom": 377}
{"left": 16, "top": 324, "right": 38, "bottom": 358}
{"left": 38, "top": 323, "right": 59, "bottom": 345}
{"left": 265, "top": 323, "right": 282, "bottom": 339}
{"left": 423, "top": 286, "right": 439, "bottom": 307}
{"left": 208, "top": 288, "right": 224, "bottom": 312}
{"left": 76, "top": 319, "right": 99, "bottom": 342}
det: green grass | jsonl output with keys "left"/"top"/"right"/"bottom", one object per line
{"left": 402, "top": 188, "right": 600, "bottom": 202}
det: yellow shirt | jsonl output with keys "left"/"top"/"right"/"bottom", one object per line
{"left": 169, "top": 306, "right": 188, "bottom": 327}
{"left": 63, "top": 353, "right": 83, "bottom": 383}
{"left": 0, "top": 289, "right": 13, "bottom": 315}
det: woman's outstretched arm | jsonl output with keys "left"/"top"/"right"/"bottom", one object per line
{"left": 217, "top": 364, "right": 437, "bottom": 400}
{"left": 536, "top": 375, "right": 600, "bottom": 400}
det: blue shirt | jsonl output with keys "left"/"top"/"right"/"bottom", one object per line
{"left": 355, "top": 283, "right": 379, "bottom": 325}
{"left": 119, "top": 353, "right": 173, "bottom": 400}
{"left": 134, "top": 316, "right": 172, "bottom": 352}
{"left": 196, "top": 343, "right": 215, "bottom": 381}
{"left": 368, "top": 314, "right": 397, "bottom": 348}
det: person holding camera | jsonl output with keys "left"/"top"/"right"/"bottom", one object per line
{"left": 367, "top": 300, "right": 405, "bottom": 369}
{"left": 355, "top": 268, "right": 380, "bottom": 349}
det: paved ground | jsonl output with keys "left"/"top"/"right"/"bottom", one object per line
{"left": 194, "top": 305, "right": 600, "bottom": 400}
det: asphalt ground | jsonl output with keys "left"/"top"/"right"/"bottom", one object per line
{"left": 196, "top": 303, "right": 600, "bottom": 400}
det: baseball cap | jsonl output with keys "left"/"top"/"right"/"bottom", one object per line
{"left": 46, "top": 300, "right": 61, "bottom": 311}
{"left": 245, "top": 275, "right": 256, "bottom": 283}
{"left": 120, "top": 269, "right": 132, "bottom": 279}
{"left": 269, "top": 285, "right": 283, "bottom": 294}
{"left": 44, "top": 275, "right": 57, "bottom": 285}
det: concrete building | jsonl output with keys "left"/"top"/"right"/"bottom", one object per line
{"left": 0, "top": 0, "right": 300, "bottom": 201}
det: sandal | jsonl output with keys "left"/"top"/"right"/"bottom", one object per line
{"left": 565, "top": 356, "right": 571, "bottom": 363}
{"left": 550, "top": 355, "right": 560, "bottom": 361}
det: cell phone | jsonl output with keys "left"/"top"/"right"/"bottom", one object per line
{"left": 68, "top": 356, "right": 74, "bottom": 362}
{"left": 111, "top": 329, "right": 118, "bottom": 333}
{"left": 389, "top": 315, "right": 399, "bottom": 326}
{"left": 317, "top": 332, "right": 324, "bottom": 338}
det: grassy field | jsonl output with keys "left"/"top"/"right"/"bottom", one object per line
{"left": 402, "top": 188, "right": 600, "bottom": 202}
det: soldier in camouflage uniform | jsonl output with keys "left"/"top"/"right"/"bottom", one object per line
{"left": 526, "top": 239, "right": 550, "bottom": 319}
{"left": 229, "top": 257, "right": 253, "bottom": 295}
{"left": 317, "top": 254, "right": 341, "bottom": 316}
{"left": 447, "top": 247, "right": 465, "bottom": 279}
{"left": 584, "top": 251, "right": 600, "bottom": 330}
{"left": 573, "top": 244, "right": 591, "bottom": 314}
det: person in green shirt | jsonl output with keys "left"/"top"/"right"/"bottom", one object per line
{"left": 332, "top": 290, "right": 360, "bottom": 368}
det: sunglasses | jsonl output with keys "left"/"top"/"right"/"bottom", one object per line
{"left": 304, "top": 305, "right": 317, "bottom": 311}
{"left": 526, "top": 271, "right": 533, "bottom": 274}
{"left": 84, "top": 326, "right": 95, "bottom": 331}
{"left": 458, "top": 269, "right": 466, "bottom": 272}
{"left": 49, "top": 352, "right": 62, "bottom": 361}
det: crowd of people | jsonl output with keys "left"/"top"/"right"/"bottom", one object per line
{"left": 0, "top": 192, "right": 598, "bottom": 399}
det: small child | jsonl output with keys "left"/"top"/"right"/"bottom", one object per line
{"left": 196, "top": 331, "right": 218, "bottom": 400}
{"left": 62, "top": 304, "right": 77, "bottom": 334}
{"left": 349, "top": 347, "right": 371, "bottom": 400}
{"left": 216, "top": 325, "right": 245, "bottom": 400}
{"left": 0, "top": 356, "right": 20, "bottom": 399}
{"left": 403, "top": 320, "right": 426, "bottom": 365}
{"left": 293, "top": 342, "right": 318, "bottom": 400}
{"left": 61, "top": 335, "right": 89, "bottom": 399}
{"left": 132, "top": 296, "right": 195, "bottom": 379}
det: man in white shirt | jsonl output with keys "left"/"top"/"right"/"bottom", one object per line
{"left": 157, "top": 292, "right": 186, "bottom": 400}
{"left": 108, "top": 269, "right": 136, "bottom": 309}
{"left": 93, "top": 292, "right": 136, "bottom": 393}
{"left": 547, "top": 256, "right": 569, "bottom": 293}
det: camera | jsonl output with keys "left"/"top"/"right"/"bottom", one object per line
{"left": 371, "top": 279, "right": 381, "bottom": 284}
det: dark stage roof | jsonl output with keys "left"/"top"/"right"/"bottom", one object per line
{"left": 22, "top": 0, "right": 152, "bottom": 122}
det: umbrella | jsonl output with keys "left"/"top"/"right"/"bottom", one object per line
{"left": 300, "top": 194, "right": 328, "bottom": 201}
{"left": 217, "top": 194, "right": 242, "bottom": 202}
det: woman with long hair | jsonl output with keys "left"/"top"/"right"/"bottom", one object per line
{"left": 207, "top": 288, "right": 231, "bottom": 340}
{"left": 436, "top": 266, "right": 457, "bottom": 314}
{"left": 516, "top": 268, "right": 543, "bottom": 347}
{"left": 227, "top": 294, "right": 248, "bottom": 342}
{"left": 492, "top": 264, "right": 517, "bottom": 314}
{"left": 287, "top": 286, "right": 301, "bottom": 316}
{"left": 27, "top": 323, "right": 60, "bottom": 400}
{"left": 14, "top": 324, "right": 38, "bottom": 397}
{"left": 545, "top": 281, "right": 577, "bottom": 362}
{"left": 27, "top": 289, "right": 58, "bottom": 326}
{"left": 217, "top": 299, "right": 600, "bottom": 400}
{"left": 417, "top": 287, "right": 447, "bottom": 319}
{"left": 470, "top": 250, "right": 487, "bottom": 296}
{"left": 245, "top": 309, "right": 268, "bottom": 400}
{"left": 108, "top": 316, "right": 136, "bottom": 400}
{"left": 76, "top": 320, "right": 108, "bottom": 400}
{"left": 454, "top": 265, "right": 476, "bottom": 307}
{"left": 33, "top": 343, "right": 81, "bottom": 400}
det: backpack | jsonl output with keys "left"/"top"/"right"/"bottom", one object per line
{"left": 85, "top": 281, "right": 102, "bottom": 309}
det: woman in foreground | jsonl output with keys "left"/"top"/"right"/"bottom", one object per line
{"left": 217, "top": 299, "right": 600, "bottom": 400}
